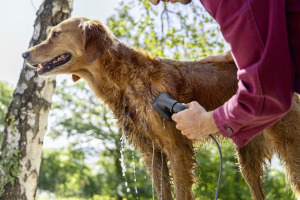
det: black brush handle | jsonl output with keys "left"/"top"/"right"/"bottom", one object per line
{"left": 172, "top": 102, "right": 188, "bottom": 113}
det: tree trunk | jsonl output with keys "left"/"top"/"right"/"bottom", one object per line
{"left": 0, "top": 0, "right": 73, "bottom": 199}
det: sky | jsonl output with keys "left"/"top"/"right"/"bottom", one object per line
{"left": 0, "top": 0, "right": 119, "bottom": 87}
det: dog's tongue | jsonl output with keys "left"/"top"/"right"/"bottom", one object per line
{"left": 35, "top": 64, "right": 44, "bottom": 72}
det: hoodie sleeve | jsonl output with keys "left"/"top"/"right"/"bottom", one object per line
{"left": 200, "top": 0, "right": 295, "bottom": 146}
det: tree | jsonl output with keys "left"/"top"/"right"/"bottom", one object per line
{"left": 0, "top": 1, "right": 73, "bottom": 199}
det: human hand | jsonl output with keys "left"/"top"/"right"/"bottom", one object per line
{"left": 171, "top": 101, "right": 218, "bottom": 139}
{"left": 200, "top": 50, "right": 234, "bottom": 63}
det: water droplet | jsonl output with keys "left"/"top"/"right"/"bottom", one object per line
{"left": 152, "top": 142, "right": 155, "bottom": 200}
{"left": 132, "top": 146, "right": 139, "bottom": 199}
{"left": 160, "top": 150, "right": 163, "bottom": 200}
{"left": 162, "top": 118, "right": 166, "bottom": 130}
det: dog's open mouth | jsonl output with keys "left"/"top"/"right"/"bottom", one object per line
{"left": 33, "top": 53, "right": 71, "bottom": 74}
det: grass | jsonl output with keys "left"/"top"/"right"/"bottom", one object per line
{"left": 36, "top": 195, "right": 118, "bottom": 200}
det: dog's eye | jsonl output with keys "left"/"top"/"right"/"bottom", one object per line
{"left": 52, "top": 31, "right": 59, "bottom": 38}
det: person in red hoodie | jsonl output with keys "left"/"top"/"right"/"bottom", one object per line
{"left": 148, "top": 0, "right": 300, "bottom": 146}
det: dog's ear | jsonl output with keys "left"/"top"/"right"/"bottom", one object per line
{"left": 81, "top": 19, "right": 113, "bottom": 62}
{"left": 72, "top": 74, "right": 81, "bottom": 82}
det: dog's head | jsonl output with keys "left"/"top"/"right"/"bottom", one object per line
{"left": 22, "top": 17, "right": 115, "bottom": 82}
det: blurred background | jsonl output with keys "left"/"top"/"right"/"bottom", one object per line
{"left": 0, "top": 0, "right": 293, "bottom": 199}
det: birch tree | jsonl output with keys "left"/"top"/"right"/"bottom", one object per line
{"left": 0, "top": 0, "right": 73, "bottom": 199}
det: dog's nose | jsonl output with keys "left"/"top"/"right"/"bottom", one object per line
{"left": 22, "top": 51, "right": 30, "bottom": 59}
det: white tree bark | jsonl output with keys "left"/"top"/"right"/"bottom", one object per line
{"left": 0, "top": 0, "right": 73, "bottom": 199}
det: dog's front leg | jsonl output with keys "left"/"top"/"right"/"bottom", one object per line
{"left": 138, "top": 137, "right": 173, "bottom": 200}
{"left": 165, "top": 141, "right": 195, "bottom": 200}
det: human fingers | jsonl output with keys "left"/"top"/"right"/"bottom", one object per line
{"left": 172, "top": 101, "right": 202, "bottom": 124}
{"left": 172, "top": 104, "right": 191, "bottom": 122}
{"left": 199, "top": 55, "right": 217, "bottom": 63}
{"left": 172, "top": 112, "right": 181, "bottom": 122}
{"left": 186, "top": 101, "right": 207, "bottom": 114}
{"left": 186, "top": 101, "right": 199, "bottom": 108}
{"left": 200, "top": 50, "right": 233, "bottom": 63}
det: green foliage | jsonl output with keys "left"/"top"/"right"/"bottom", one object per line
{"left": 39, "top": 144, "right": 153, "bottom": 199}
{"left": 49, "top": 80, "right": 114, "bottom": 141}
{"left": 0, "top": 82, "right": 22, "bottom": 197}
{"left": 0, "top": 81, "right": 13, "bottom": 144}
{"left": 95, "top": 142, "right": 153, "bottom": 199}
{"left": 107, "top": 0, "right": 225, "bottom": 60}
{"left": 264, "top": 169, "right": 295, "bottom": 199}
{"left": 193, "top": 141, "right": 250, "bottom": 200}
{"left": 39, "top": 148, "right": 100, "bottom": 198}
{"left": 37, "top": 197, "right": 117, "bottom": 200}
{"left": 0, "top": 119, "right": 21, "bottom": 197}
{"left": 193, "top": 140, "right": 295, "bottom": 200}
{"left": 0, "top": 147, "right": 21, "bottom": 197}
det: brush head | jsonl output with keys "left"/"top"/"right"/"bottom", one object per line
{"left": 152, "top": 92, "right": 188, "bottom": 121}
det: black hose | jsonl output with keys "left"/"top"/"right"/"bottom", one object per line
{"left": 151, "top": 92, "right": 223, "bottom": 199}
{"left": 208, "top": 134, "right": 223, "bottom": 200}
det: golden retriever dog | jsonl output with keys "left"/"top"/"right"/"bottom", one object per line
{"left": 23, "top": 17, "right": 300, "bottom": 200}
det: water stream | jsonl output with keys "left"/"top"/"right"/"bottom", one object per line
{"left": 119, "top": 107, "right": 167, "bottom": 200}
{"left": 120, "top": 136, "right": 129, "bottom": 192}
{"left": 120, "top": 135, "right": 141, "bottom": 199}
{"left": 152, "top": 141, "right": 155, "bottom": 200}
{"left": 160, "top": 150, "right": 163, "bottom": 200}
{"left": 131, "top": 146, "right": 139, "bottom": 199}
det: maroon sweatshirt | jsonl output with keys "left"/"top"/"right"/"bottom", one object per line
{"left": 200, "top": 0, "right": 300, "bottom": 146}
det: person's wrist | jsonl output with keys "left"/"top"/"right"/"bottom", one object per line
{"left": 203, "top": 111, "right": 218, "bottom": 134}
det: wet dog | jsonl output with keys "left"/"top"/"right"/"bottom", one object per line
{"left": 23, "top": 17, "right": 300, "bottom": 200}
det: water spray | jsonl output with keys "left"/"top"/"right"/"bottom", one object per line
{"left": 152, "top": 92, "right": 222, "bottom": 200}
